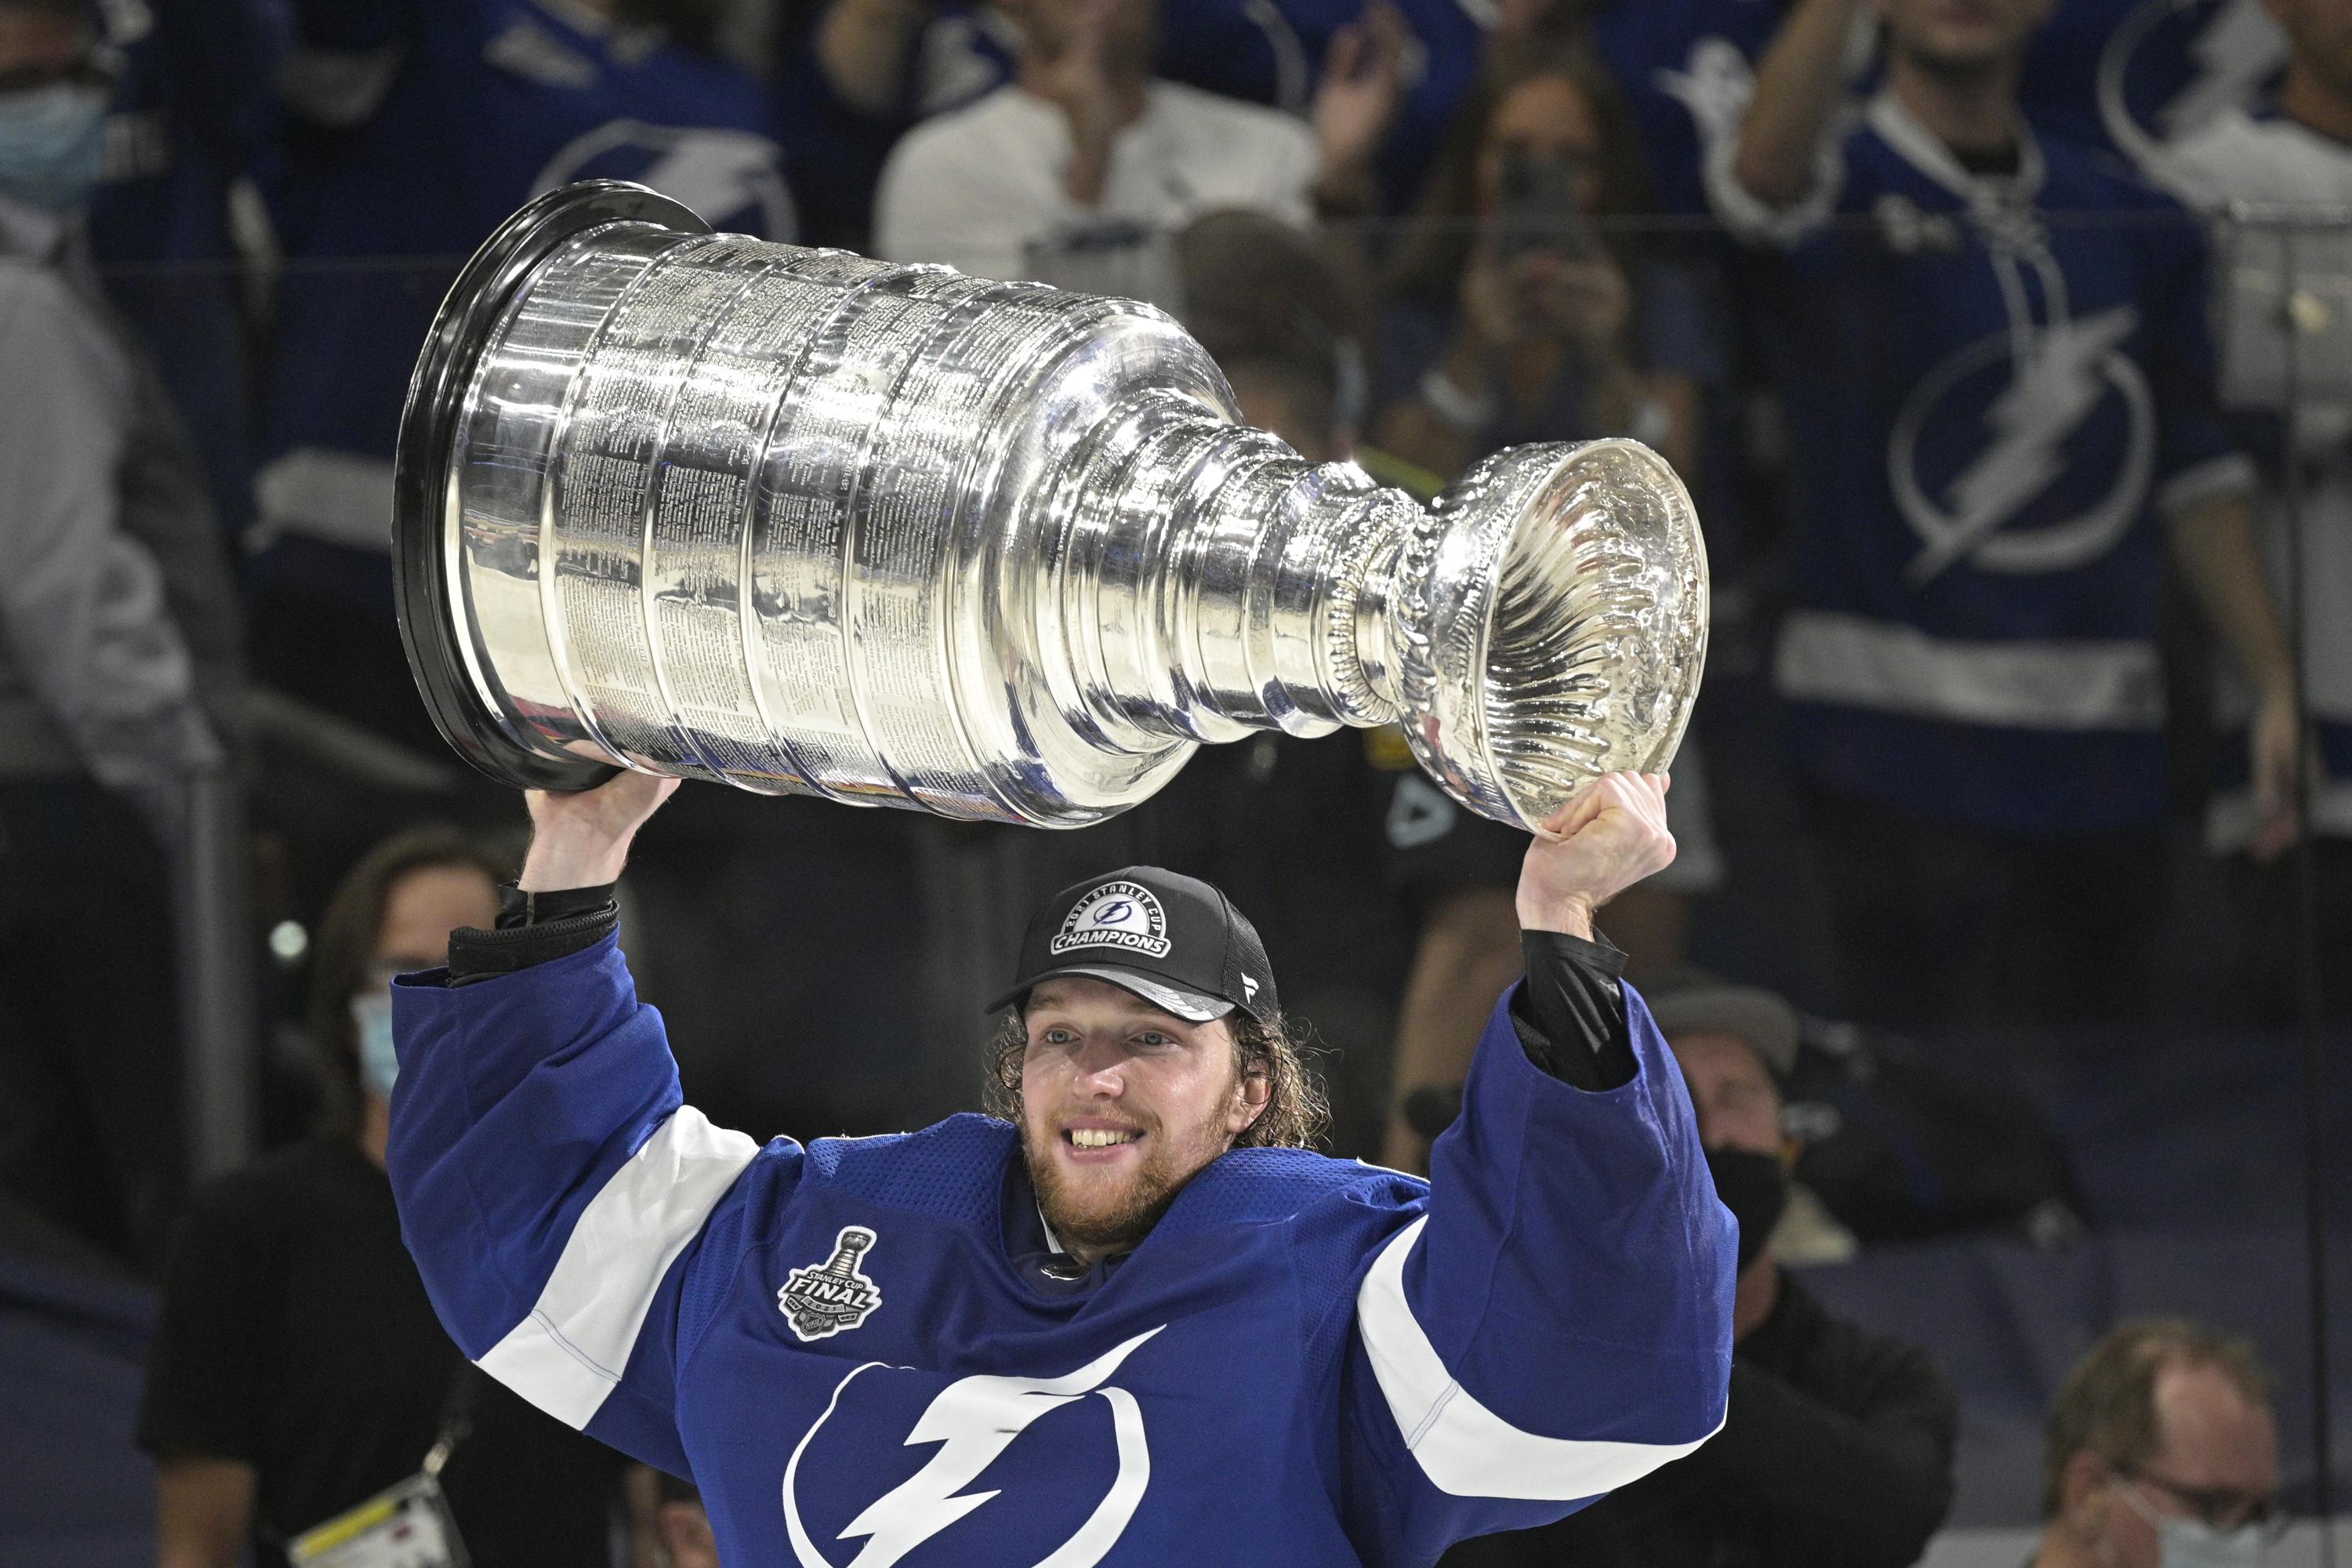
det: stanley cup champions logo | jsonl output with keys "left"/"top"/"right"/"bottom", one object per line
{"left": 779, "top": 1227, "right": 884, "bottom": 1342}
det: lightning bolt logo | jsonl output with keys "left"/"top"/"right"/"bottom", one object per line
{"left": 2157, "top": 0, "right": 2289, "bottom": 140}
{"left": 1894, "top": 307, "right": 2154, "bottom": 586}
{"left": 783, "top": 1327, "right": 1163, "bottom": 1568}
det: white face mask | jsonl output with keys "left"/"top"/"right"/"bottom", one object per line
{"left": 2117, "top": 1479, "right": 2267, "bottom": 1568}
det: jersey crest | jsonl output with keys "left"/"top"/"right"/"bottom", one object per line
{"left": 782, "top": 1327, "right": 1164, "bottom": 1568}
{"left": 779, "top": 1227, "right": 885, "bottom": 1341}
{"left": 1889, "top": 305, "right": 2154, "bottom": 585}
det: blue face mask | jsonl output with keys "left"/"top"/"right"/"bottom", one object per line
{"left": 351, "top": 990, "right": 399, "bottom": 1098}
{"left": 0, "top": 84, "right": 110, "bottom": 214}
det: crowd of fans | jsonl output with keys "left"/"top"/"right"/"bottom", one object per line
{"left": 0, "top": 0, "right": 2342, "bottom": 1559}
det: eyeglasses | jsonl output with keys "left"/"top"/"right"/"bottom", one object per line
{"left": 0, "top": 55, "right": 118, "bottom": 98}
{"left": 2122, "top": 1468, "right": 2288, "bottom": 1542}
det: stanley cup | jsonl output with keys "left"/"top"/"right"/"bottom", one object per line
{"left": 394, "top": 182, "right": 1708, "bottom": 831}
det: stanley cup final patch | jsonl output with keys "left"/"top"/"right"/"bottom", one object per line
{"left": 1049, "top": 881, "right": 1171, "bottom": 958}
{"left": 778, "top": 1227, "right": 884, "bottom": 1342}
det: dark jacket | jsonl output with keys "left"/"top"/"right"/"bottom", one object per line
{"left": 1446, "top": 1272, "right": 1956, "bottom": 1568}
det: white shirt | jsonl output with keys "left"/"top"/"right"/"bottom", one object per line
{"left": 874, "top": 81, "right": 1319, "bottom": 294}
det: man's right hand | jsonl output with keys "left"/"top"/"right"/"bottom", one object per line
{"left": 519, "top": 771, "right": 681, "bottom": 891}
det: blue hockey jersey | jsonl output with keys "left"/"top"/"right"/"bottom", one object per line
{"left": 386, "top": 935, "right": 1735, "bottom": 1567}
{"left": 253, "top": 0, "right": 792, "bottom": 612}
{"left": 1719, "top": 93, "right": 2252, "bottom": 834}
{"left": 2018, "top": 0, "right": 2286, "bottom": 182}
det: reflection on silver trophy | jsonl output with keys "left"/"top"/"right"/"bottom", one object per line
{"left": 394, "top": 182, "right": 1708, "bottom": 830}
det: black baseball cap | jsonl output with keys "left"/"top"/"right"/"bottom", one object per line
{"left": 986, "top": 866, "right": 1280, "bottom": 1025}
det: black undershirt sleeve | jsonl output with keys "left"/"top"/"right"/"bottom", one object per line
{"left": 1509, "top": 928, "right": 1639, "bottom": 1092}
{"left": 445, "top": 882, "right": 620, "bottom": 986}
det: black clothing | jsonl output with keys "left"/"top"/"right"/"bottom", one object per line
{"left": 1445, "top": 1274, "right": 1955, "bottom": 1568}
{"left": 137, "top": 1138, "right": 622, "bottom": 1565}
{"left": 449, "top": 884, "right": 1635, "bottom": 1089}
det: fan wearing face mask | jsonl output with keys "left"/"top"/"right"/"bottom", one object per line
{"left": 1447, "top": 970, "right": 1959, "bottom": 1568}
{"left": 2034, "top": 1321, "right": 2285, "bottom": 1568}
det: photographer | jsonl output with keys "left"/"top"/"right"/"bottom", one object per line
{"left": 1370, "top": 44, "right": 1710, "bottom": 485}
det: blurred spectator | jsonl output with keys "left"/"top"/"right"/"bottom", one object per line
{"left": 248, "top": 0, "right": 794, "bottom": 757}
{"left": 85, "top": 0, "right": 284, "bottom": 544}
{"left": 817, "top": 0, "right": 1474, "bottom": 217}
{"left": 2019, "top": 0, "right": 2285, "bottom": 185}
{"left": 1370, "top": 44, "right": 1710, "bottom": 488}
{"left": 1174, "top": 208, "right": 1365, "bottom": 460}
{"left": 138, "top": 827, "right": 637, "bottom": 1567}
{"left": 2164, "top": 0, "right": 2352, "bottom": 1020}
{"left": 871, "top": 0, "right": 1405, "bottom": 294}
{"left": 1376, "top": 745, "right": 1726, "bottom": 1171}
{"left": 654, "top": 1472, "right": 720, "bottom": 1568}
{"left": 1443, "top": 964, "right": 1955, "bottom": 1568}
{"left": 0, "top": 0, "right": 240, "bottom": 1271}
{"left": 2031, "top": 1319, "right": 2282, "bottom": 1568}
{"left": 1721, "top": 0, "right": 2299, "bottom": 1028}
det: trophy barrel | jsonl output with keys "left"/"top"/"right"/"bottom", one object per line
{"left": 395, "top": 181, "right": 1708, "bottom": 830}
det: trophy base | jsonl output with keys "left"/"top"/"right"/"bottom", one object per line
{"left": 394, "top": 181, "right": 713, "bottom": 793}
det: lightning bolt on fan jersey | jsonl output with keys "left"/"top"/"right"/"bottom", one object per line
{"left": 1715, "top": 93, "right": 2252, "bottom": 834}
{"left": 252, "top": 0, "right": 793, "bottom": 618}
{"left": 386, "top": 935, "right": 1734, "bottom": 1568}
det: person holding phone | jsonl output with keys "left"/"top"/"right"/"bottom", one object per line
{"left": 1368, "top": 43, "right": 1712, "bottom": 486}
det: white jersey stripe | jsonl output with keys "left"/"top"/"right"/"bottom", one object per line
{"left": 477, "top": 1105, "right": 758, "bottom": 1428}
{"left": 1776, "top": 610, "right": 2165, "bottom": 731}
{"left": 1356, "top": 1218, "right": 1725, "bottom": 1501}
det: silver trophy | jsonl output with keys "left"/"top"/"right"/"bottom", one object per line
{"left": 394, "top": 182, "right": 1707, "bottom": 831}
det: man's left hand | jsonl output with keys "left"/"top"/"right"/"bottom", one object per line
{"left": 1516, "top": 771, "right": 1677, "bottom": 939}
{"left": 2250, "top": 685, "right": 2303, "bottom": 863}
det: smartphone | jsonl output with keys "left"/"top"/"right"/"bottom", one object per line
{"left": 1495, "top": 150, "right": 1598, "bottom": 266}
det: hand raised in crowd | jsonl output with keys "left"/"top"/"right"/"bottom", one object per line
{"left": 518, "top": 770, "right": 681, "bottom": 892}
{"left": 1311, "top": 2, "right": 1410, "bottom": 206}
{"left": 1516, "top": 771, "right": 1677, "bottom": 938}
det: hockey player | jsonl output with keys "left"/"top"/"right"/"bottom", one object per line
{"left": 385, "top": 767, "right": 1735, "bottom": 1566}
{"left": 1719, "top": 0, "right": 2301, "bottom": 1028}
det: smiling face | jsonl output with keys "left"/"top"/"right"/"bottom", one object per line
{"left": 1018, "top": 977, "right": 1269, "bottom": 1260}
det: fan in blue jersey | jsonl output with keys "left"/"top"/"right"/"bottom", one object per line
{"left": 2161, "top": 0, "right": 2352, "bottom": 1018}
{"left": 385, "top": 768, "right": 1735, "bottom": 1567}
{"left": 85, "top": 0, "right": 284, "bottom": 543}
{"left": 2018, "top": 0, "right": 2286, "bottom": 183}
{"left": 248, "top": 0, "right": 793, "bottom": 751}
{"left": 1712, "top": 0, "right": 2299, "bottom": 1028}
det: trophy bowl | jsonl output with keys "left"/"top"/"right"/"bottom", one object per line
{"left": 394, "top": 181, "right": 1707, "bottom": 831}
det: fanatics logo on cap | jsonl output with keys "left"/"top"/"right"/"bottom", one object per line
{"left": 778, "top": 1226, "right": 884, "bottom": 1342}
{"left": 1049, "top": 880, "right": 1172, "bottom": 959}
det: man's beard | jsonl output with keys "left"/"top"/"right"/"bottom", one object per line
{"left": 1023, "top": 1116, "right": 1210, "bottom": 1258}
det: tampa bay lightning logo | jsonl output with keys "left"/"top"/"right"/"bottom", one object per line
{"left": 532, "top": 118, "right": 796, "bottom": 239}
{"left": 1889, "top": 307, "right": 2154, "bottom": 586}
{"left": 2096, "top": 0, "right": 2286, "bottom": 176}
{"left": 1049, "top": 882, "right": 1171, "bottom": 960}
{"left": 782, "top": 1328, "right": 1163, "bottom": 1567}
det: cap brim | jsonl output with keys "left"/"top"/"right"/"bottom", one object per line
{"left": 1644, "top": 987, "right": 1800, "bottom": 1079}
{"left": 985, "top": 965, "right": 1236, "bottom": 1023}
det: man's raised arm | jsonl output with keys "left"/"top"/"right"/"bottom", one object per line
{"left": 1341, "top": 773, "right": 1738, "bottom": 1561}
{"left": 387, "top": 773, "right": 791, "bottom": 1476}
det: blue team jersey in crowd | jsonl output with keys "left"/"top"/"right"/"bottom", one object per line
{"left": 88, "top": 0, "right": 287, "bottom": 539}
{"left": 1719, "top": 94, "right": 2250, "bottom": 834}
{"left": 386, "top": 935, "right": 1734, "bottom": 1567}
{"left": 256, "top": 0, "right": 791, "bottom": 608}
{"left": 2018, "top": 0, "right": 2286, "bottom": 180}
{"left": 1587, "top": 0, "right": 1810, "bottom": 218}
